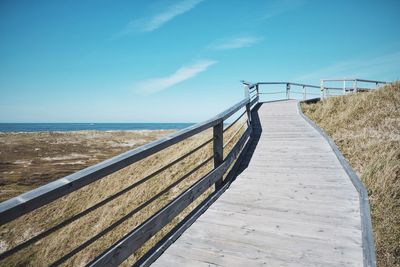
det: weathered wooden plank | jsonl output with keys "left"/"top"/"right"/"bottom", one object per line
{"left": 195, "top": 208, "right": 361, "bottom": 240}
{"left": 166, "top": 224, "right": 362, "bottom": 266}
{"left": 212, "top": 200, "right": 361, "bottom": 227}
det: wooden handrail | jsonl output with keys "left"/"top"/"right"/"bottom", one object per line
{"left": 322, "top": 78, "right": 387, "bottom": 84}
{"left": 0, "top": 99, "right": 253, "bottom": 225}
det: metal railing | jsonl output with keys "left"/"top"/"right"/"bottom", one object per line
{"left": 0, "top": 89, "right": 259, "bottom": 266}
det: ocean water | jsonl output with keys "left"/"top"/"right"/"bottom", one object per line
{"left": 0, "top": 123, "right": 194, "bottom": 132}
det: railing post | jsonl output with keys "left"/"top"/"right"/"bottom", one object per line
{"left": 256, "top": 84, "right": 259, "bottom": 98}
{"left": 343, "top": 80, "right": 346, "bottom": 95}
{"left": 246, "top": 101, "right": 251, "bottom": 127}
{"left": 353, "top": 79, "right": 358, "bottom": 93}
{"left": 355, "top": 80, "right": 358, "bottom": 93}
{"left": 303, "top": 85, "right": 306, "bottom": 100}
{"left": 320, "top": 80, "right": 324, "bottom": 100}
{"left": 244, "top": 84, "right": 250, "bottom": 99}
{"left": 213, "top": 121, "right": 224, "bottom": 191}
{"left": 286, "top": 83, "right": 290, "bottom": 99}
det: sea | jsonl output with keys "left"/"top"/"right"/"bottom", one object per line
{"left": 0, "top": 123, "right": 194, "bottom": 133}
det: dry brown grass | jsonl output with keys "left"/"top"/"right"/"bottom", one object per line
{"left": 0, "top": 130, "right": 174, "bottom": 202}
{"left": 0, "top": 115, "right": 248, "bottom": 266}
{"left": 301, "top": 83, "right": 400, "bottom": 267}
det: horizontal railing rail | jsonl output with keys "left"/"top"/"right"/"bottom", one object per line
{"left": 0, "top": 87, "right": 259, "bottom": 266}
{"left": 256, "top": 81, "right": 320, "bottom": 88}
{"left": 322, "top": 78, "right": 387, "bottom": 83}
{"left": 242, "top": 81, "right": 325, "bottom": 100}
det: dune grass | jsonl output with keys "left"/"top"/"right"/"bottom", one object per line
{"left": 0, "top": 130, "right": 174, "bottom": 202}
{"left": 301, "top": 83, "right": 400, "bottom": 267}
{"left": 0, "top": 114, "right": 248, "bottom": 266}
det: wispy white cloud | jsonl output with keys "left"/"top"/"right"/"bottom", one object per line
{"left": 295, "top": 51, "right": 400, "bottom": 83}
{"left": 135, "top": 59, "right": 217, "bottom": 93}
{"left": 209, "top": 36, "right": 263, "bottom": 50}
{"left": 261, "top": 0, "right": 305, "bottom": 20}
{"left": 116, "top": 0, "right": 204, "bottom": 36}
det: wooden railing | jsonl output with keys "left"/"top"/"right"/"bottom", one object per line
{"left": 243, "top": 78, "right": 388, "bottom": 101}
{"left": 242, "top": 81, "right": 321, "bottom": 100}
{"left": 321, "top": 78, "right": 387, "bottom": 99}
{"left": 0, "top": 86, "right": 259, "bottom": 266}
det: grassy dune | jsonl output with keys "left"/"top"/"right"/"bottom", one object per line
{"left": 301, "top": 83, "right": 400, "bottom": 267}
{"left": 0, "top": 116, "right": 248, "bottom": 266}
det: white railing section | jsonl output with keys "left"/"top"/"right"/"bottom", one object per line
{"left": 242, "top": 78, "right": 389, "bottom": 101}
{"left": 320, "top": 78, "right": 388, "bottom": 99}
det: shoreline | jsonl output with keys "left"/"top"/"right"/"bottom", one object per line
{"left": 0, "top": 123, "right": 194, "bottom": 133}
{"left": 0, "top": 129, "right": 182, "bottom": 134}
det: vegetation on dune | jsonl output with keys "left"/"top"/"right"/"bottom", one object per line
{"left": 0, "top": 115, "right": 248, "bottom": 266}
{"left": 301, "top": 82, "right": 400, "bottom": 267}
{"left": 0, "top": 130, "right": 174, "bottom": 202}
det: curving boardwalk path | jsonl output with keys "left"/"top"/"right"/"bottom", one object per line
{"left": 152, "top": 100, "right": 363, "bottom": 266}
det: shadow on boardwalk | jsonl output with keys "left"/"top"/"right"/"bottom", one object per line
{"left": 230, "top": 102, "right": 263, "bottom": 180}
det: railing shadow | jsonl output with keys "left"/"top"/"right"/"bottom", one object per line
{"left": 226, "top": 102, "right": 262, "bottom": 180}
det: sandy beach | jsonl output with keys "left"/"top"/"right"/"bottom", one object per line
{"left": 0, "top": 130, "right": 175, "bottom": 202}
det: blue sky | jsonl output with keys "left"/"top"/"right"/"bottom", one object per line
{"left": 1, "top": 0, "right": 399, "bottom": 122}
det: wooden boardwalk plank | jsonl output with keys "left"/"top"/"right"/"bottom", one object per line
{"left": 152, "top": 100, "right": 363, "bottom": 266}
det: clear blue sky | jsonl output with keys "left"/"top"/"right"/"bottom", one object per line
{"left": 1, "top": 0, "right": 399, "bottom": 122}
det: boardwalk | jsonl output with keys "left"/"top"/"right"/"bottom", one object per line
{"left": 152, "top": 100, "right": 363, "bottom": 266}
